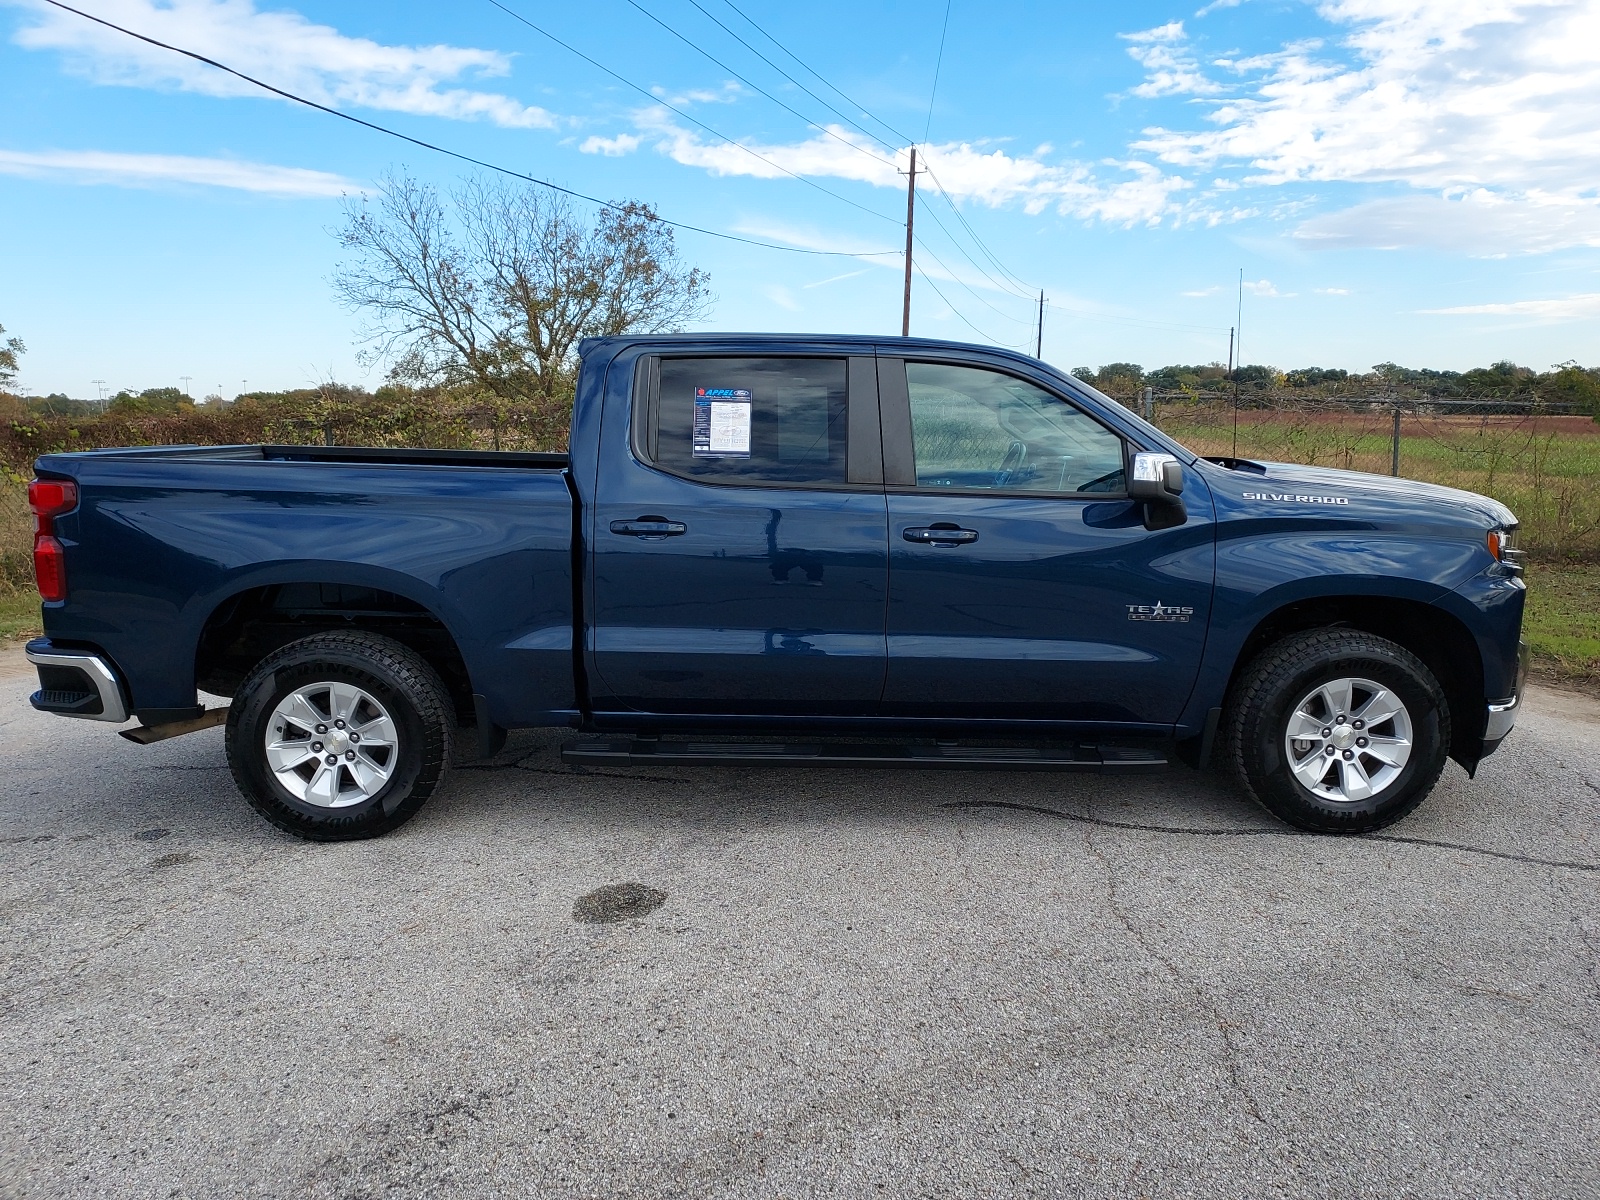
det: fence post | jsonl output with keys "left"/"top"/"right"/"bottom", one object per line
{"left": 1142, "top": 386, "right": 1154, "bottom": 423}
{"left": 1390, "top": 405, "right": 1401, "bottom": 476}
{"left": 323, "top": 421, "right": 334, "bottom": 448}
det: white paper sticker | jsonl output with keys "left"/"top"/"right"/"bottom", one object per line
{"left": 692, "top": 387, "right": 752, "bottom": 457}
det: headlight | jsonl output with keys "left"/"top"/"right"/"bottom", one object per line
{"left": 1487, "top": 526, "right": 1525, "bottom": 576}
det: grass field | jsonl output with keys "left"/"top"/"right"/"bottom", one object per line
{"left": 1161, "top": 407, "right": 1600, "bottom": 562}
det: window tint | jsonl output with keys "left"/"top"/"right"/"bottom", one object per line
{"left": 906, "top": 362, "right": 1126, "bottom": 494}
{"left": 654, "top": 357, "right": 849, "bottom": 485}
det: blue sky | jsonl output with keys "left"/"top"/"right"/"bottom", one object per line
{"left": 2, "top": 0, "right": 1598, "bottom": 397}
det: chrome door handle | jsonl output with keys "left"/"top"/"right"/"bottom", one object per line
{"left": 903, "top": 526, "right": 979, "bottom": 544}
{"left": 610, "top": 518, "right": 687, "bottom": 538}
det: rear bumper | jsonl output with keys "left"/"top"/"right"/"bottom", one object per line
{"left": 25, "top": 639, "right": 130, "bottom": 723}
{"left": 1480, "top": 639, "right": 1529, "bottom": 756}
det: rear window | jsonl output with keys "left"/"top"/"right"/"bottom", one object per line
{"left": 652, "top": 357, "right": 849, "bottom": 486}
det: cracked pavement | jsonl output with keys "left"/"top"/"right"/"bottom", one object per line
{"left": 1, "top": 646, "right": 1597, "bottom": 1199}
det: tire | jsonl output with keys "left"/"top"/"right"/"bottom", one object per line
{"left": 1225, "top": 628, "right": 1450, "bottom": 834}
{"left": 225, "top": 631, "right": 453, "bottom": 841}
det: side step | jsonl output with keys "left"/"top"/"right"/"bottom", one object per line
{"left": 561, "top": 738, "right": 1167, "bottom": 772}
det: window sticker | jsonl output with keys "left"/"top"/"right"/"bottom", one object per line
{"left": 692, "top": 387, "right": 752, "bottom": 457}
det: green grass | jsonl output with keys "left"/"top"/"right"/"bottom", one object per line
{"left": 1524, "top": 564, "right": 1600, "bottom": 686}
{"left": 0, "top": 590, "right": 40, "bottom": 642}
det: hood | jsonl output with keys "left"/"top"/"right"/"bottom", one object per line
{"left": 1205, "top": 459, "right": 1518, "bottom": 530}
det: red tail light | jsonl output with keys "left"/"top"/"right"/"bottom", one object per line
{"left": 33, "top": 536, "right": 66, "bottom": 602}
{"left": 27, "top": 478, "right": 77, "bottom": 602}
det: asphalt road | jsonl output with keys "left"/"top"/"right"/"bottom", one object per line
{"left": 1, "top": 644, "right": 1597, "bottom": 1200}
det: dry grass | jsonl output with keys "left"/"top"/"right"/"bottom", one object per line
{"left": 1162, "top": 405, "right": 1600, "bottom": 562}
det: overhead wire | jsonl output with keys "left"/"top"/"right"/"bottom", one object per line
{"left": 913, "top": 264, "right": 1031, "bottom": 350}
{"left": 683, "top": 0, "right": 898, "bottom": 154}
{"left": 716, "top": 0, "right": 912, "bottom": 148}
{"left": 711, "top": 0, "right": 1042, "bottom": 303}
{"left": 617, "top": 0, "right": 899, "bottom": 170}
{"left": 38, "top": 0, "right": 899, "bottom": 259}
{"left": 484, "top": 0, "right": 901, "bottom": 225}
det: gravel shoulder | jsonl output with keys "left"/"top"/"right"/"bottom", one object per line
{"left": 1, "top": 643, "right": 1597, "bottom": 1199}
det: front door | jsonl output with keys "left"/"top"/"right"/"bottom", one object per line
{"left": 589, "top": 351, "right": 889, "bottom": 716}
{"left": 878, "top": 356, "right": 1215, "bottom": 727}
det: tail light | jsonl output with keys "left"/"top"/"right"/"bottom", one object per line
{"left": 28, "top": 478, "right": 78, "bottom": 603}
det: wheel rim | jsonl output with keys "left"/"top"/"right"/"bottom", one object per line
{"left": 1283, "top": 676, "right": 1413, "bottom": 804}
{"left": 265, "top": 682, "right": 399, "bottom": 808}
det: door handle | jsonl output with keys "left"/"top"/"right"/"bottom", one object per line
{"left": 903, "top": 526, "right": 979, "bottom": 544}
{"left": 610, "top": 518, "right": 687, "bottom": 538}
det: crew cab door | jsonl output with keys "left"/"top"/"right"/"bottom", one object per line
{"left": 587, "top": 348, "right": 888, "bottom": 715}
{"left": 877, "top": 354, "right": 1215, "bottom": 727}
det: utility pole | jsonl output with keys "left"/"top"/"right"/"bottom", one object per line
{"left": 1035, "top": 291, "right": 1045, "bottom": 358}
{"left": 180, "top": 375, "right": 192, "bottom": 397}
{"left": 901, "top": 148, "right": 917, "bottom": 337}
{"left": 91, "top": 379, "right": 106, "bottom": 410}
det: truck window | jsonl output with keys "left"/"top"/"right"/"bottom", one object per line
{"left": 905, "top": 362, "right": 1126, "bottom": 494}
{"left": 652, "top": 357, "right": 849, "bottom": 486}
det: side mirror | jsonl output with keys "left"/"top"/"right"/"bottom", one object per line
{"left": 1128, "top": 451, "right": 1187, "bottom": 529}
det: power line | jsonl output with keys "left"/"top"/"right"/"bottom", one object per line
{"left": 923, "top": 0, "right": 954, "bottom": 144}
{"left": 919, "top": 161, "right": 1035, "bottom": 296}
{"left": 683, "top": 0, "right": 900, "bottom": 155}
{"left": 716, "top": 0, "right": 913, "bottom": 148}
{"left": 485, "top": 0, "right": 900, "bottom": 226}
{"left": 912, "top": 235, "right": 1033, "bottom": 326}
{"left": 621, "top": 0, "right": 899, "bottom": 169}
{"left": 38, "top": 0, "right": 898, "bottom": 259}
{"left": 712, "top": 0, "right": 1039, "bottom": 298}
{"left": 913, "top": 263, "right": 1030, "bottom": 350}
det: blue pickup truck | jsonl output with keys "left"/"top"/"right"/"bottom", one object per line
{"left": 23, "top": 334, "right": 1527, "bottom": 840}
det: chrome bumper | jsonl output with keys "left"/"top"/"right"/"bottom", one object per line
{"left": 25, "top": 641, "right": 130, "bottom": 723}
{"left": 1483, "top": 639, "right": 1530, "bottom": 745}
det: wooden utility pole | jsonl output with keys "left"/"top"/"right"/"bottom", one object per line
{"left": 901, "top": 148, "right": 917, "bottom": 337}
{"left": 1035, "top": 290, "right": 1045, "bottom": 357}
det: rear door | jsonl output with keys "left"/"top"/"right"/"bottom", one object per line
{"left": 588, "top": 348, "right": 889, "bottom": 716}
{"left": 878, "top": 354, "right": 1215, "bottom": 727}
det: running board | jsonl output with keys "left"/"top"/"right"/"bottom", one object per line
{"left": 561, "top": 738, "right": 1167, "bottom": 772}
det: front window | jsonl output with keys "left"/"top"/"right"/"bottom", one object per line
{"left": 905, "top": 362, "right": 1126, "bottom": 493}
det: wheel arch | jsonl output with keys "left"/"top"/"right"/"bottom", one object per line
{"left": 194, "top": 578, "right": 477, "bottom": 725}
{"left": 1223, "top": 594, "right": 1485, "bottom": 768}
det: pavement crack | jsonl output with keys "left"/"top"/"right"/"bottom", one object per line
{"left": 944, "top": 800, "right": 1600, "bottom": 872}
{"left": 1081, "top": 813, "right": 1267, "bottom": 1127}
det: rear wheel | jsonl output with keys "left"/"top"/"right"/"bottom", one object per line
{"left": 1226, "top": 628, "right": 1450, "bottom": 833}
{"left": 226, "top": 631, "right": 452, "bottom": 840}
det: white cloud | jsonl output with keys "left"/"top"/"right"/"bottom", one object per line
{"left": 633, "top": 108, "right": 1196, "bottom": 227}
{"left": 1420, "top": 293, "right": 1600, "bottom": 319}
{"left": 1243, "top": 278, "right": 1283, "bottom": 296}
{"left": 1181, "top": 285, "right": 1221, "bottom": 296}
{"left": 8, "top": 0, "right": 556, "bottom": 128}
{"left": 1295, "top": 189, "right": 1600, "bottom": 256}
{"left": 1123, "top": 0, "right": 1600, "bottom": 253}
{"left": 1315, "top": 287, "right": 1351, "bottom": 295}
{"left": 579, "top": 133, "right": 641, "bottom": 157}
{"left": 803, "top": 269, "right": 869, "bottom": 289}
{"left": 0, "top": 147, "right": 353, "bottom": 195}
{"left": 1120, "top": 21, "right": 1222, "bottom": 98}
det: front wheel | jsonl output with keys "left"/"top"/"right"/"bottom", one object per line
{"left": 1226, "top": 628, "right": 1450, "bottom": 833}
{"left": 226, "top": 631, "right": 453, "bottom": 840}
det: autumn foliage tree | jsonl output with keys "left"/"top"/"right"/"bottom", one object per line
{"left": 333, "top": 172, "right": 711, "bottom": 429}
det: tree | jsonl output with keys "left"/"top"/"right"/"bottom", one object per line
{"left": 1540, "top": 362, "right": 1600, "bottom": 418}
{"left": 333, "top": 172, "right": 711, "bottom": 420}
{"left": 0, "top": 323, "right": 24, "bottom": 392}
{"left": 107, "top": 387, "right": 193, "bottom": 415}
